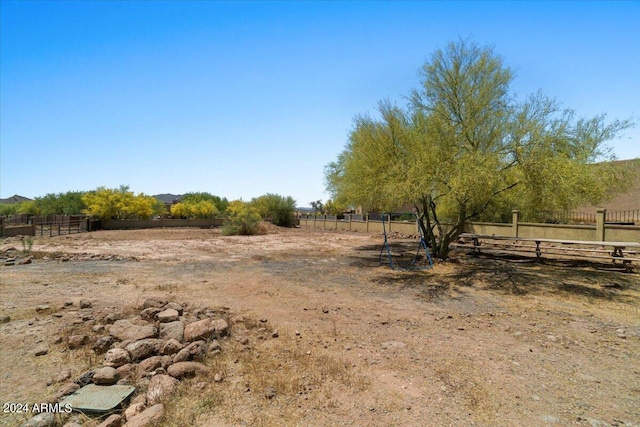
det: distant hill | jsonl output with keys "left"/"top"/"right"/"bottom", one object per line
{"left": 153, "top": 194, "right": 183, "bottom": 204}
{"left": 0, "top": 194, "right": 32, "bottom": 205}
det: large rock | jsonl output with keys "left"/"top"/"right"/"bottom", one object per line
{"left": 140, "top": 307, "right": 162, "bottom": 321}
{"left": 158, "top": 321, "right": 184, "bottom": 342}
{"left": 109, "top": 320, "right": 157, "bottom": 341}
{"left": 93, "top": 366, "right": 119, "bottom": 385}
{"left": 138, "top": 356, "right": 163, "bottom": 375}
{"left": 160, "top": 338, "right": 183, "bottom": 355}
{"left": 167, "top": 361, "right": 210, "bottom": 379}
{"left": 123, "top": 403, "right": 164, "bottom": 427}
{"left": 93, "top": 335, "right": 115, "bottom": 354}
{"left": 173, "top": 340, "right": 207, "bottom": 363}
{"left": 163, "top": 302, "right": 183, "bottom": 315}
{"left": 125, "top": 339, "right": 161, "bottom": 361}
{"left": 105, "top": 348, "right": 131, "bottom": 368}
{"left": 123, "top": 402, "right": 145, "bottom": 421}
{"left": 96, "top": 414, "right": 122, "bottom": 427}
{"left": 141, "top": 298, "right": 167, "bottom": 309}
{"left": 67, "top": 334, "right": 89, "bottom": 349}
{"left": 20, "top": 412, "right": 55, "bottom": 427}
{"left": 146, "top": 374, "right": 179, "bottom": 405}
{"left": 183, "top": 318, "right": 228, "bottom": 342}
{"left": 156, "top": 308, "right": 179, "bottom": 323}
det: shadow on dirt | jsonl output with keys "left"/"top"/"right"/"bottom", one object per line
{"left": 349, "top": 244, "right": 639, "bottom": 302}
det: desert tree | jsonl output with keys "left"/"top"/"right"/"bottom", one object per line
{"left": 326, "top": 39, "right": 634, "bottom": 259}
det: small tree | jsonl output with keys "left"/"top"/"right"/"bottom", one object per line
{"left": 251, "top": 194, "right": 296, "bottom": 227}
{"left": 221, "top": 200, "right": 263, "bottom": 235}
{"left": 326, "top": 39, "right": 634, "bottom": 259}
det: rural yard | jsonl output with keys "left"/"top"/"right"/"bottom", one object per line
{"left": 0, "top": 226, "right": 639, "bottom": 427}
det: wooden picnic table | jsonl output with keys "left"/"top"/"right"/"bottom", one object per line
{"left": 457, "top": 233, "right": 640, "bottom": 265}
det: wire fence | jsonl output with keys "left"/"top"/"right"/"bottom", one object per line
{"left": 520, "top": 209, "right": 639, "bottom": 225}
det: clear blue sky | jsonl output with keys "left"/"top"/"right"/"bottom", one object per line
{"left": 1, "top": 1, "right": 639, "bottom": 206}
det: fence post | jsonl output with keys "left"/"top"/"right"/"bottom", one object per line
{"left": 349, "top": 214, "right": 352, "bottom": 231}
{"left": 366, "top": 214, "right": 369, "bottom": 232}
{"left": 512, "top": 210, "right": 520, "bottom": 238}
{"left": 0, "top": 217, "right": 4, "bottom": 238}
{"left": 323, "top": 215, "right": 327, "bottom": 230}
{"left": 596, "top": 208, "right": 606, "bottom": 241}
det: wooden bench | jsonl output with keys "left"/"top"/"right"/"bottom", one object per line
{"left": 455, "top": 233, "right": 640, "bottom": 267}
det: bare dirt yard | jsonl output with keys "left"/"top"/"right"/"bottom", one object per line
{"left": 1, "top": 226, "right": 639, "bottom": 427}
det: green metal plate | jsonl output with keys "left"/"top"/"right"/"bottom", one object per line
{"left": 60, "top": 384, "right": 135, "bottom": 413}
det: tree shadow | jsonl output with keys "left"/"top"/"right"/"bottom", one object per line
{"left": 348, "top": 244, "right": 639, "bottom": 302}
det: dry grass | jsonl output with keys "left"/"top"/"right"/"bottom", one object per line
{"left": 161, "top": 321, "right": 369, "bottom": 427}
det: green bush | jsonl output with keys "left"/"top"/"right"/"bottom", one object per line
{"left": 221, "top": 200, "right": 263, "bottom": 235}
{"left": 250, "top": 193, "right": 296, "bottom": 227}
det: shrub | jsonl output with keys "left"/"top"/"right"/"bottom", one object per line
{"left": 250, "top": 194, "right": 296, "bottom": 227}
{"left": 221, "top": 200, "right": 263, "bottom": 235}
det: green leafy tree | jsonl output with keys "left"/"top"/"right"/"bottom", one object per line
{"left": 250, "top": 193, "right": 296, "bottom": 227}
{"left": 323, "top": 199, "right": 348, "bottom": 215}
{"left": 82, "top": 186, "right": 164, "bottom": 220}
{"left": 326, "top": 39, "right": 634, "bottom": 259}
{"left": 182, "top": 192, "right": 228, "bottom": 213}
{"left": 221, "top": 200, "right": 263, "bottom": 235}
{"left": 34, "top": 191, "right": 86, "bottom": 215}
{"left": 170, "top": 200, "right": 219, "bottom": 219}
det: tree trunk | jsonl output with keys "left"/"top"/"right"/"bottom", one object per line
{"left": 416, "top": 196, "right": 466, "bottom": 260}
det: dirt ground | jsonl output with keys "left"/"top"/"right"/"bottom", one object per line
{"left": 1, "top": 227, "right": 639, "bottom": 427}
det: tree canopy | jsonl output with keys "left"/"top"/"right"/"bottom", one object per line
{"left": 326, "top": 39, "right": 635, "bottom": 259}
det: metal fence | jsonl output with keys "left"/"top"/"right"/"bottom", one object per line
{"left": 519, "top": 209, "right": 639, "bottom": 225}
{"left": 1, "top": 215, "right": 96, "bottom": 237}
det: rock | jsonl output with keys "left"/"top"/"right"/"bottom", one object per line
{"left": 214, "top": 373, "right": 223, "bottom": 382}
{"left": 17, "top": 257, "right": 32, "bottom": 265}
{"left": 183, "top": 318, "right": 228, "bottom": 342}
{"left": 156, "top": 309, "right": 179, "bottom": 323}
{"left": 79, "top": 299, "right": 92, "bottom": 309}
{"left": 138, "top": 356, "right": 163, "bottom": 375}
{"left": 163, "top": 302, "right": 183, "bottom": 315}
{"left": 272, "top": 330, "right": 279, "bottom": 338}
{"left": 160, "top": 338, "right": 183, "bottom": 355}
{"left": 93, "top": 335, "right": 115, "bottom": 354}
{"left": 208, "top": 340, "right": 221, "bottom": 352}
{"left": 109, "top": 320, "right": 157, "bottom": 341}
{"left": 124, "top": 402, "right": 145, "bottom": 421}
{"left": 93, "top": 367, "right": 119, "bottom": 385}
{"left": 116, "top": 363, "right": 134, "bottom": 378}
{"left": 146, "top": 374, "right": 179, "bottom": 405}
{"left": 167, "top": 361, "right": 210, "bottom": 379}
{"left": 56, "top": 370, "right": 72, "bottom": 383}
{"left": 68, "top": 334, "right": 89, "bottom": 349}
{"left": 173, "top": 340, "right": 207, "bottom": 363}
{"left": 616, "top": 328, "right": 627, "bottom": 339}
{"left": 105, "top": 348, "right": 131, "bottom": 368}
{"left": 53, "top": 382, "right": 80, "bottom": 400}
{"left": 104, "top": 311, "right": 125, "bottom": 324}
{"left": 34, "top": 346, "right": 49, "bottom": 356}
{"left": 158, "top": 321, "right": 184, "bottom": 342}
{"left": 123, "top": 403, "right": 164, "bottom": 427}
{"left": 141, "top": 298, "right": 167, "bottom": 309}
{"left": 140, "top": 307, "right": 162, "bottom": 321}
{"left": 96, "top": 414, "right": 122, "bottom": 427}
{"left": 62, "top": 422, "right": 83, "bottom": 427}
{"left": 125, "top": 339, "right": 161, "bottom": 361}
{"left": 35, "top": 305, "right": 51, "bottom": 312}
{"left": 0, "top": 315, "right": 10, "bottom": 323}
{"left": 20, "top": 412, "right": 56, "bottom": 427}
{"left": 264, "top": 386, "right": 277, "bottom": 399}
{"left": 160, "top": 355, "right": 173, "bottom": 369}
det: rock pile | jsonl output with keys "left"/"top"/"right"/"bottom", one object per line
{"left": 21, "top": 298, "right": 231, "bottom": 427}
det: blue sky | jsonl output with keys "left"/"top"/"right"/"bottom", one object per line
{"left": 1, "top": 1, "right": 639, "bottom": 206}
